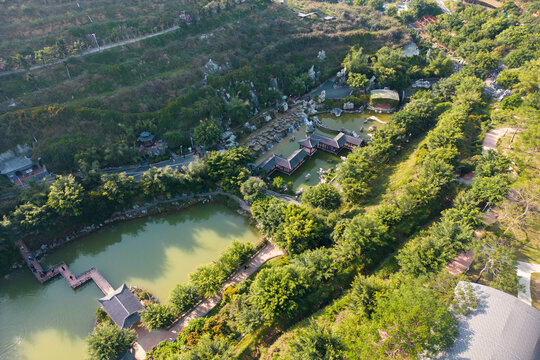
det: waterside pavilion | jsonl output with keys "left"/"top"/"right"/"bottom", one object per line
{"left": 259, "top": 132, "right": 364, "bottom": 175}
{"left": 99, "top": 283, "right": 145, "bottom": 329}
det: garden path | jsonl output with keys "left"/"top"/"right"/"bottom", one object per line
{"left": 482, "top": 127, "right": 520, "bottom": 154}
{"left": 134, "top": 242, "right": 284, "bottom": 358}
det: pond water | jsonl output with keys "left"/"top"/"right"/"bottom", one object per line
{"left": 0, "top": 204, "right": 259, "bottom": 360}
{"left": 318, "top": 111, "right": 390, "bottom": 138}
{"left": 256, "top": 112, "right": 391, "bottom": 191}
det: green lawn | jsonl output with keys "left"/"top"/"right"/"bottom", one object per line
{"left": 363, "top": 134, "right": 427, "bottom": 212}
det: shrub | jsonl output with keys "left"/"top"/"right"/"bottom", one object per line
{"left": 169, "top": 284, "right": 201, "bottom": 316}
{"left": 189, "top": 241, "right": 255, "bottom": 297}
{"left": 193, "top": 119, "right": 221, "bottom": 148}
{"left": 240, "top": 177, "right": 268, "bottom": 203}
{"left": 140, "top": 303, "right": 176, "bottom": 330}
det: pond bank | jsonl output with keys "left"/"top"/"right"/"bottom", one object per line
{"left": 7, "top": 191, "right": 250, "bottom": 278}
{"left": 0, "top": 204, "right": 260, "bottom": 360}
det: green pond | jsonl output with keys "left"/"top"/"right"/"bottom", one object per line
{"left": 0, "top": 204, "right": 259, "bottom": 360}
{"left": 257, "top": 112, "right": 390, "bottom": 191}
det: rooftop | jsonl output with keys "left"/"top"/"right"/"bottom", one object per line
{"left": 98, "top": 284, "right": 145, "bottom": 328}
{"left": 301, "top": 133, "right": 363, "bottom": 150}
{"left": 370, "top": 89, "right": 400, "bottom": 101}
{"left": 0, "top": 155, "right": 33, "bottom": 175}
{"left": 442, "top": 281, "right": 540, "bottom": 360}
{"left": 138, "top": 131, "right": 155, "bottom": 142}
{"left": 259, "top": 149, "right": 309, "bottom": 173}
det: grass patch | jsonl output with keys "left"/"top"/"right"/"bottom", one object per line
{"left": 531, "top": 273, "right": 540, "bottom": 311}
{"left": 363, "top": 134, "right": 426, "bottom": 211}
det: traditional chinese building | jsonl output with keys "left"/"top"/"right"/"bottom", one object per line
{"left": 0, "top": 145, "right": 48, "bottom": 185}
{"left": 98, "top": 284, "right": 145, "bottom": 329}
{"left": 138, "top": 131, "right": 155, "bottom": 147}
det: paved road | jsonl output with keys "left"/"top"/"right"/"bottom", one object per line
{"left": 103, "top": 154, "right": 196, "bottom": 179}
{"left": 0, "top": 25, "right": 181, "bottom": 78}
{"left": 309, "top": 78, "right": 353, "bottom": 99}
{"left": 435, "top": 0, "right": 451, "bottom": 14}
{"left": 267, "top": 190, "right": 300, "bottom": 204}
{"left": 482, "top": 127, "right": 520, "bottom": 154}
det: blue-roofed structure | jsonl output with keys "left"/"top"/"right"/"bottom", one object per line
{"left": 441, "top": 281, "right": 540, "bottom": 360}
{"left": 138, "top": 131, "right": 155, "bottom": 147}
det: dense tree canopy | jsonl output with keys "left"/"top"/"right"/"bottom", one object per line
{"left": 87, "top": 324, "right": 136, "bottom": 360}
{"left": 301, "top": 183, "right": 341, "bottom": 210}
{"left": 47, "top": 175, "right": 84, "bottom": 217}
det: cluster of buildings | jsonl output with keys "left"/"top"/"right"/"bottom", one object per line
{"left": 259, "top": 132, "right": 364, "bottom": 175}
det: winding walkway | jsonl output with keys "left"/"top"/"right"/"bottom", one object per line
{"left": 267, "top": 190, "right": 300, "bottom": 205}
{"left": 134, "top": 242, "right": 284, "bottom": 357}
{"left": 479, "top": 127, "right": 539, "bottom": 307}
{"left": 482, "top": 127, "right": 520, "bottom": 154}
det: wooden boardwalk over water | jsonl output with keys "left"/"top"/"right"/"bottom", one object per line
{"left": 17, "top": 240, "right": 114, "bottom": 295}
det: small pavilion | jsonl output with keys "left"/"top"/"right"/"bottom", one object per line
{"left": 138, "top": 131, "right": 155, "bottom": 147}
{"left": 98, "top": 284, "right": 145, "bottom": 328}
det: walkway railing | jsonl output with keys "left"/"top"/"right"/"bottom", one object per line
{"left": 17, "top": 240, "right": 114, "bottom": 295}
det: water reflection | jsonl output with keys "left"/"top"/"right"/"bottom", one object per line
{"left": 0, "top": 204, "right": 259, "bottom": 360}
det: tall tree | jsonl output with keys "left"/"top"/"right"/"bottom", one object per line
{"left": 47, "top": 175, "right": 84, "bottom": 217}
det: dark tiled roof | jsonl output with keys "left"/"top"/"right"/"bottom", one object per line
{"left": 334, "top": 133, "right": 347, "bottom": 147}
{"left": 258, "top": 150, "right": 308, "bottom": 172}
{"left": 298, "top": 137, "right": 320, "bottom": 149}
{"left": 301, "top": 133, "right": 362, "bottom": 150}
{"left": 99, "top": 284, "right": 145, "bottom": 328}
{"left": 310, "top": 133, "right": 339, "bottom": 148}
{"left": 138, "top": 131, "right": 155, "bottom": 142}
{"left": 344, "top": 135, "right": 363, "bottom": 146}
{"left": 0, "top": 156, "right": 33, "bottom": 175}
{"left": 259, "top": 154, "right": 277, "bottom": 173}
{"left": 288, "top": 149, "right": 308, "bottom": 169}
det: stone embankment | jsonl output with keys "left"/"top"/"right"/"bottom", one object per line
{"left": 9, "top": 192, "right": 248, "bottom": 273}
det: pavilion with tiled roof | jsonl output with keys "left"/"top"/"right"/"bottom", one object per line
{"left": 98, "top": 283, "right": 145, "bottom": 328}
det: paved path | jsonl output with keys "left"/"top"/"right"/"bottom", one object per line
{"left": 482, "top": 127, "right": 519, "bottom": 154}
{"left": 135, "top": 242, "right": 284, "bottom": 357}
{"left": 517, "top": 261, "right": 540, "bottom": 306}
{"left": 435, "top": 0, "right": 452, "bottom": 14}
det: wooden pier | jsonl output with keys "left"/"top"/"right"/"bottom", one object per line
{"left": 17, "top": 240, "right": 114, "bottom": 296}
